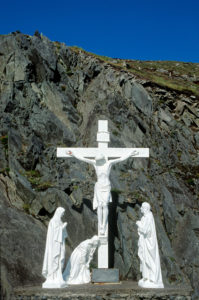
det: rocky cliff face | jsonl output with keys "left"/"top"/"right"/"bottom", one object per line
{"left": 0, "top": 32, "right": 199, "bottom": 299}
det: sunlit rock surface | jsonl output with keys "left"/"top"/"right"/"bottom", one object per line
{"left": 0, "top": 32, "right": 199, "bottom": 299}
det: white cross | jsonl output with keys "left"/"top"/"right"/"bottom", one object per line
{"left": 57, "top": 120, "right": 149, "bottom": 268}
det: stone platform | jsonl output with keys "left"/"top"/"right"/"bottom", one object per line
{"left": 12, "top": 281, "right": 192, "bottom": 300}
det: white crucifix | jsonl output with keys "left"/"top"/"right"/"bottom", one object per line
{"left": 57, "top": 120, "right": 149, "bottom": 268}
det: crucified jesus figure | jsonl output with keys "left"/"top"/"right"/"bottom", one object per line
{"left": 68, "top": 150, "right": 138, "bottom": 235}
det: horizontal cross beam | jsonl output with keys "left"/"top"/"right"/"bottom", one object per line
{"left": 57, "top": 148, "right": 149, "bottom": 158}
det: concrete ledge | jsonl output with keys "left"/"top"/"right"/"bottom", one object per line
{"left": 92, "top": 268, "right": 119, "bottom": 283}
{"left": 12, "top": 281, "right": 192, "bottom": 300}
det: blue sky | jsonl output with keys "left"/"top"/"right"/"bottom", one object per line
{"left": 1, "top": 0, "right": 199, "bottom": 62}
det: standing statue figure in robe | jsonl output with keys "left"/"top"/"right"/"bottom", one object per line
{"left": 42, "top": 207, "right": 68, "bottom": 288}
{"left": 68, "top": 150, "right": 138, "bottom": 235}
{"left": 63, "top": 235, "right": 99, "bottom": 284}
{"left": 136, "top": 202, "right": 164, "bottom": 288}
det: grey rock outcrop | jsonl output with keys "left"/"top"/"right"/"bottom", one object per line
{"left": 0, "top": 175, "right": 46, "bottom": 300}
{"left": 0, "top": 32, "right": 199, "bottom": 299}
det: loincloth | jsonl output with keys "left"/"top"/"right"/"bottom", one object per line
{"left": 93, "top": 182, "right": 112, "bottom": 210}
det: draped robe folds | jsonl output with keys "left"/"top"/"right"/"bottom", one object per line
{"left": 137, "top": 211, "right": 163, "bottom": 287}
{"left": 63, "top": 239, "right": 97, "bottom": 284}
{"left": 42, "top": 208, "right": 68, "bottom": 282}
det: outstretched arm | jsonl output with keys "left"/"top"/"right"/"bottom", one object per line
{"left": 67, "top": 151, "right": 95, "bottom": 165}
{"left": 109, "top": 150, "right": 139, "bottom": 166}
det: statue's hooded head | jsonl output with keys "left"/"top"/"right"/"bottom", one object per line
{"left": 53, "top": 207, "right": 65, "bottom": 223}
{"left": 141, "top": 202, "right": 151, "bottom": 215}
{"left": 90, "top": 235, "right": 100, "bottom": 247}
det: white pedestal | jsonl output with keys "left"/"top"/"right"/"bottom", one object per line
{"left": 98, "top": 216, "right": 108, "bottom": 269}
{"left": 98, "top": 237, "right": 108, "bottom": 268}
{"left": 42, "top": 280, "right": 68, "bottom": 289}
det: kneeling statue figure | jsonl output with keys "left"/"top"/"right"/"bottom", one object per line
{"left": 63, "top": 235, "right": 99, "bottom": 284}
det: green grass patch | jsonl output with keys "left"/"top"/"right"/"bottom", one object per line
{"left": 70, "top": 46, "right": 111, "bottom": 62}
{"left": 0, "top": 167, "right": 10, "bottom": 175}
{"left": 66, "top": 69, "right": 73, "bottom": 76}
{"left": 23, "top": 203, "right": 30, "bottom": 214}
{"left": 169, "top": 256, "right": 176, "bottom": 262}
{"left": 24, "top": 170, "right": 41, "bottom": 186}
{"left": 0, "top": 135, "right": 8, "bottom": 149}
{"left": 177, "top": 151, "right": 182, "bottom": 159}
{"left": 69, "top": 46, "right": 199, "bottom": 97}
{"left": 73, "top": 185, "right": 79, "bottom": 191}
{"left": 36, "top": 181, "right": 54, "bottom": 191}
{"left": 186, "top": 178, "right": 195, "bottom": 186}
{"left": 111, "top": 188, "right": 123, "bottom": 195}
{"left": 24, "top": 170, "right": 54, "bottom": 191}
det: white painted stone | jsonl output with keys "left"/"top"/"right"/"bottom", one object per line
{"left": 63, "top": 236, "right": 99, "bottom": 284}
{"left": 98, "top": 120, "right": 108, "bottom": 132}
{"left": 97, "top": 132, "right": 110, "bottom": 143}
{"left": 57, "top": 120, "right": 149, "bottom": 269}
{"left": 136, "top": 202, "right": 164, "bottom": 289}
{"left": 56, "top": 147, "right": 149, "bottom": 158}
{"left": 98, "top": 237, "right": 108, "bottom": 268}
{"left": 42, "top": 207, "right": 68, "bottom": 289}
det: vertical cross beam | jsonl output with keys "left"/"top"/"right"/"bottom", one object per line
{"left": 97, "top": 120, "right": 110, "bottom": 149}
{"left": 97, "top": 120, "right": 109, "bottom": 268}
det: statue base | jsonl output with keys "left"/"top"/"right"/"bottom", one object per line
{"left": 91, "top": 268, "right": 119, "bottom": 283}
{"left": 138, "top": 278, "right": 164, "bottom": 289}
{"left": 13, "top": 281, "right": 192, "bottom": 299}
{"left": 42, "top": 280, "right": 68, "bottom": 289}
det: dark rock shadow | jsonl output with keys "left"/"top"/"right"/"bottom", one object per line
{"left": 108, "top": 191, "right": 119, "bottom": 268}
{"left": 71, "top": 198, "right": 93, "bottom": 214}
{"left": 83, "top": 198, "right": 93, "bottom": 211}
